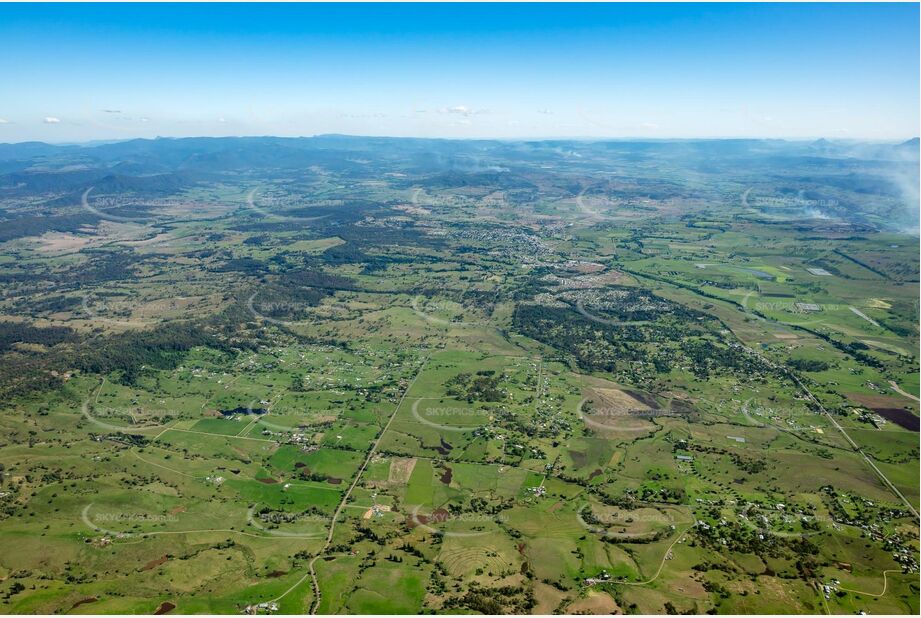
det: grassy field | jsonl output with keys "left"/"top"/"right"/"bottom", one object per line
{"left": 0, "top": 146, "right": 917, "bottom": 614}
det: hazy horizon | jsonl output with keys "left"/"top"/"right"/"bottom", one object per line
{"left": 3, "top": 133, "right": 920, "bottom": 147}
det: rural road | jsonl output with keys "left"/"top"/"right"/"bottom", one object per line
{"left": 267, "top": 355, "right": 429, "bottom": 613}
{"left": 889, "top": 380, "right": 920, "bottom": 403}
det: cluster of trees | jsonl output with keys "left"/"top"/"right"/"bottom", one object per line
{"left": 0, "top": 322, "right": 77, "bottom": 353}
{"left": 73, "top": 322, "right": 229, "bottom": 384}
{"left": 681, "top": 339, "right": 773, "bottom": 379}
{"left": 329, "top": 221, "right": 446, "bottom": 252}
{"left": 515, "top": 302, "right": 762, "bottom": 382}
{"left": 445, "top": 370, "right": 504, "bottom": 402}
{"left": 211, "top": 256, "right": 269, "bottom": 275}
{"left": 441, "top": 583, "right": 535, "bottom": 614}
{"left": 0, "top": 323, "right": 81, "bottom": 397}
{"left": 786, "top": 358, "right": 830, "bottom": 372}
{"left": 582, "top": 287, "right": 702, "bottom": 322}
{"left": 0, "top": 212, "right": 100, "bottom": 243}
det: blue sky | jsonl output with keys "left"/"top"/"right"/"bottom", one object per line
{"left": 1, "top": 3, "right": 918, "bottom": 142}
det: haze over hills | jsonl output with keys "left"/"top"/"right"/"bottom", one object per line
{"left": 1, "top": 135, "right": 918, "bottom": 234}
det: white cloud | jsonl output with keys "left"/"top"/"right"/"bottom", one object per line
{"left": 43, "top": 117, "right": 61, "bottom": 124}
{"left": 0, "top": 118, "right": 9, "bottom": 124}
{"left": 436, "top": 105, "right": 488, "bottom": 117}
{"left": 218, "top": 117, "right": 227, "bottom": 123}
{"left": 102, "top": 109, "right": 122, "bottom": 114}
{"left": 537, "top": 109, "right": 553, "bottom": 115}
{"left": 640, "top": 122, "right": 660, "bottom": 130}
{"left": 439, "top": 105, "right": 470, "bottom": 116}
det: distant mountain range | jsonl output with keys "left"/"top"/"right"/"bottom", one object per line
{"left": 1, "top": 135, "right": 918, "bottom": 167}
